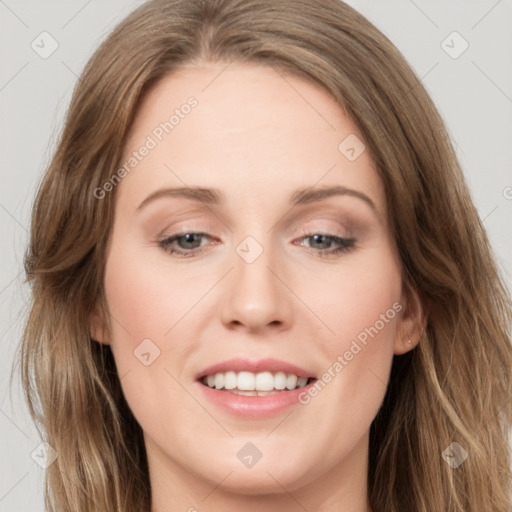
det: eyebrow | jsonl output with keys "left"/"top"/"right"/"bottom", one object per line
{"left": 136, "top": 185, "right": 377, "bottom": 213}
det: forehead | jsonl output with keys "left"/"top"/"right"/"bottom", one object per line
{"left": 117, "top": 61, "right": 386, "bottom": 219}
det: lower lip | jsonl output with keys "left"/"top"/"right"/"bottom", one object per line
{"left": 196, "top": 380, "right": 316, "bottom": 419}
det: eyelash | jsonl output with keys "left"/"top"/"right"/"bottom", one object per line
{"left": 157, "top": 230, "right": 357, "bottom": 258}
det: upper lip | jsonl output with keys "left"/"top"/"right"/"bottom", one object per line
{"left": 195, "top": 358, "right": 316, "bottom": 380}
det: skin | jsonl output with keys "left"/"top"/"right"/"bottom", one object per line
{"left": 91, "top": 61, "right": 425, "bottom": 512}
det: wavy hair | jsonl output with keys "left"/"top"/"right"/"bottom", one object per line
{"left": 17, "top": 0, "right": 512, "bottom": 510}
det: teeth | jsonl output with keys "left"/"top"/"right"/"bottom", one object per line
{"left": 224, "top": 371, "right": 237, "bottom": 390}
{"left": 238, "top": 371, "right": 255, "bottom": 390}
{"left": 286, "top": 374, "right": 297, "bottom": 390}
{"left": 201, "top": 371, "right": 311, "bottom": 392}
{"left": 297, "top": 377, "right": 308, "bottom": 388}
{"left": 231, "top": 389, "right": 279, "bottom": 396}
{"left": 274, "top": 371, "right": 287, "bottom": 389}
{"left": 255, "top": 371, "right": 274, "bottom": 391}
{"left": 214, "top": 373, "right": 224, "bottom": 390}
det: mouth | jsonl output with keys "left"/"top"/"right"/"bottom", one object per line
{"left": 195, "top": 358, "right": 318, "bottom": 417}
{"left": 199, "top": 370, "right": 317, "bottom": 396}
{"left": 196, "top": 357, "right": 317, "bottom": 395}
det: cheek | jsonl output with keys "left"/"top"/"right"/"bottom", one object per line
{"left": 102, "top": 248, "right": 200, "bottom": 432}
{"left": 103, "top": 245, "right": 210, "bottom": 345}
{"left": 312, "top": 241, "right": 402, "bottom": 353}
{"left": 104, "top": 253, "right": 170, "bottom": 341}
{"left": 330, "top": 270, "right": 401, "bottom": 355}
{"left": 305, "top": 243, "right": 402, "bottom": 414}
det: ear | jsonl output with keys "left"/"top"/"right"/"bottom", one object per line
{"left": 394, "top": 282, "right": 428, "bottom": 355}
{"left": 89, "top": 302, "right": 111, "bottom": 345}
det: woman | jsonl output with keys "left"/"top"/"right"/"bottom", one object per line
{"left": 19, "top": 0, "right": 512, "bottom": 511}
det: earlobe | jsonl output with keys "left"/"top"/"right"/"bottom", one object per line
{"left": 394, "top": 283, "right": 428, "bottom": 355}
{"left": 89, "top": 303, "right": 111, "bottom": 345}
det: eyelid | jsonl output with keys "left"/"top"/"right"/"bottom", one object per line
{"left": 294, "top": 216, "right": 357, "bottom": 237}
{"left": 146, "top": 200, "right": 368, "bottom": 234}
{"left": 156, "top": 213, "right": 360, "bottom": 241}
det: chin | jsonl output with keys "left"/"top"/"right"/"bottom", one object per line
{"left": 201, "top": 462, "right": 313, "bottom": 496}
{"left": 188, "top": 442, "right": 321, "bottom": 495}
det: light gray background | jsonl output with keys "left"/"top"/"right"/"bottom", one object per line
{"left": 1, "top": 1, "right": 511, "bottom": 510}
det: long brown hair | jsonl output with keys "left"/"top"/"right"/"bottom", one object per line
{"left": 18, "top": 1, "right": 512, "bottom": 510}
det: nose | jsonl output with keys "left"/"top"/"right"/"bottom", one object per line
{"left": 218, "top": 237, "right": 293, "bottom": 333}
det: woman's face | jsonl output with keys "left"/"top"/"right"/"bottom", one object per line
{"left": 93, "top": 61, "right": 419, "bottom": 501}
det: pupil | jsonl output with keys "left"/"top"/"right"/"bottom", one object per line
{"left": 313, "top": 234, "right": 327, "bottom": 247}
{"left": 183, "top": 233, "right": 199, "bottom": 248}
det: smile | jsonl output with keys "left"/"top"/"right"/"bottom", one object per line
{"left": 195, "top": 358, "right": 318, "bottom": 418}
{"left": 200, "top": 370, "right": 313, "bottom": 396}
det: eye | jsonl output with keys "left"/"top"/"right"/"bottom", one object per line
{"left": 158, "top": 232, "right": 214, "bottom": 257}
{"left": 158, "top": 230, "right": 356, "bottom": 258}
{"left": 294, "top": 232, "right": 357, "bottom": 258}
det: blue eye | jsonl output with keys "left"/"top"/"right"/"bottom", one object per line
{"left": 297, "top": 233, "right": 356, "bottom": 257}
{"left": 158, "top": 232, "right": 212, "bottom": 257}
{"left": 158, "top": 231, "right": 357, "bottom": 258}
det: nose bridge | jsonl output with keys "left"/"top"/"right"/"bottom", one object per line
{"left": 219, "top": 231, "right": 292, "bottom": 330}
{"left": 235, "top": 234, "right": 276, "bottom": 290}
